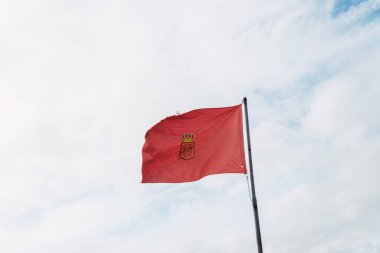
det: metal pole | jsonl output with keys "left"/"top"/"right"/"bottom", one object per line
{"left": 243, "top": 97, "right": 263, "bottom": 253}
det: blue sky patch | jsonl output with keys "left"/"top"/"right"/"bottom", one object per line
{"left": 332, "top": 0, "right": 369, "bottom": 17}
{"left": 364, "top": 7, "right": 380, "bottom": 23}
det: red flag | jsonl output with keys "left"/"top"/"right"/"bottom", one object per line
{"left": 141, "top": 104, "right": 247, "bottom": 183}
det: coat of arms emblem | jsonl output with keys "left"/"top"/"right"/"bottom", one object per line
{"left": 180, "top": 133, "right": 195, "bottom": 160}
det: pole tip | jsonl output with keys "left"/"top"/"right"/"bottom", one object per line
{"left": 243, "top": 97, "right": 247, "bottom": 103}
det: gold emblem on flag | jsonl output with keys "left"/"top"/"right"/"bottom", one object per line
{"left": 180, "top": 133, "right": 195, "bottom": 160}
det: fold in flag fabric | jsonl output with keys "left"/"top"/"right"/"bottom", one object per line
{"left": 141, "top": 104, "right": 247, "bottom": 183}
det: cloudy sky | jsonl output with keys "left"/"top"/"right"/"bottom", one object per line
{"left": 1, "top": 0, "right": 380, "bottom": 252}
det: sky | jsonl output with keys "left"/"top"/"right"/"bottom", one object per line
{"left": 0, "top": 0, "right": 380, "bottom": 252}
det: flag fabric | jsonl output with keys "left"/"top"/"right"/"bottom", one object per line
{"left": 141, "top": 104, "right": 247, "bottom": 183}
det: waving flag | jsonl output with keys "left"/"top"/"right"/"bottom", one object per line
{"left": 141, "top": 104, "right": 247, "bottom": 183}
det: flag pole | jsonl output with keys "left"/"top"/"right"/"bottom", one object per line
{"left": 243, "top": 97, "right": 263, "bottom": 253}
